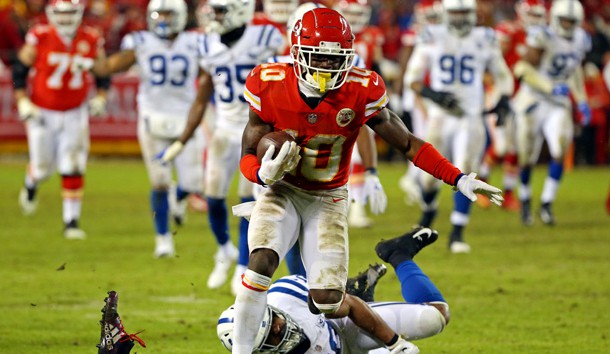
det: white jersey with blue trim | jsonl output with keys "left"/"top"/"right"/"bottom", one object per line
{"left": 267, "top": 275, "right": 342, "bottom": 354}
{"left": 199, "top": 25, "right": 283, "bottom": 130}
{"left": 408, "top": 25, "right": 504, "bottom": 116}
{"left": 121, "top": 30, "right": 202, "bottom": 116}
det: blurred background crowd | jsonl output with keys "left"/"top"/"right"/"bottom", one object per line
{"left": 1, "top": 0, "right": 609, "bottom": 165}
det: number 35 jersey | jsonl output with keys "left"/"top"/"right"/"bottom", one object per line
{"left": 199, "top": 25, "right": 284, "bottom": 131}
{"left": 244, "top": 63, "right": 388, "bottom": 191}
{"left": 26, "top": 24, "right": 103, "bottom": 111}
{"left": 121, "top": 31, "right": 203, "bottom": 116}
{"left": 408, "top": 25, "right": 505, "bottom": 116}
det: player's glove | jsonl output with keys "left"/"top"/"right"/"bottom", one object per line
{"left": 551, "top": 83, "right": 570, "bottom": 97}
{"left": 89, "top": 95, "right": 107, "bottom": 117}
{"left": 388, "top": 337, "right": 420, "bottom": 354}
{"left": 420, "top": 86, "right": 463, "bottom": 116}
{"left": 363, "top": 168, "right": 387, "bottom": 215}
{"left": 486, "top": 95, "right": 512, "bottom": 127}
{"left": 153, "top": 141, "right": 184, "bottom": 164}
{"left": 258, "top": 141, "right": 301, "bottom": 186}
{"left": 455, "top": 172, "right": 504, "bottom": 206}
{"left": 16, "top": 97, "right": 40, "bottom": 122}
{"left": 578, "top": 101, "right": 592, "bottom": 126}
{"left": 389, "top": 92, "right": 404, "bottom": 115}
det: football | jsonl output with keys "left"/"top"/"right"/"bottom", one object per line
{"left": 257, "top": 131, "right": 296, "bottom": 162}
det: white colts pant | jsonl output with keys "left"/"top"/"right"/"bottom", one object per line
{"left": 248, "top": 181, "right": 349, "bottom": 291}
{"left": 138, "top": 119, "right": 204, "bottom": 192}
{"left": 420, "top": 106, "right": 485, "bottom": 192}
{"left": 205, "top": 127, "right": 253, "bottom": 198}
{"left": 25, "top": 105, "right": 89, "bottom": 181}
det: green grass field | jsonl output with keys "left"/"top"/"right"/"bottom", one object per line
{"left": 0, "top": 157, "right": 608, "bottom": 353}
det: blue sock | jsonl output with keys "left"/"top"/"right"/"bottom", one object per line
{"left": 176, "top": 186, "right": 189, "bottom": 201}
{"left": 396, "top": 260, "right": 445, "bottom": 303}
{"left": 207, "top": 197, "right": 229, "bottom": 245}
{"left": 548, "top": 161, "right": 563, "bottom": 181}
{"left": 520, "top": 167, "right": 531, "bottom": 185}
{"left": 454, "top": 191, "right": 472, "bottom": 215}
{"left": 151, "top": 190, "right": 169, "bottom": 235}
{"left": 238, "top": 197, "right": 254, "bottom": 266}
{"left": 422, "top": 189, "right": 439, "bottom": 206}
{"left": 285, "top": 242, "right": 306, "bottom": 277}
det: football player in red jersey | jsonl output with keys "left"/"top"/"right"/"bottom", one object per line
{"left": 231, "top": 8, "right": 504, "bottom": 352}
{"left": 13, "top": 0, "right": 108, "bottom": 239}
{"left": 476, "top": 0, "right": 547, "bottom": 211}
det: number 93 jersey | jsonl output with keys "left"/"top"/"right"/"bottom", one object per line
{"left": 121, "top": 31, "right": 203, "bottom": 116}
{"left": 410, "top": 25, "right": 504, "bottom": 116}
{"left": 199, "top": 25, "right": 284, "bottom": 131}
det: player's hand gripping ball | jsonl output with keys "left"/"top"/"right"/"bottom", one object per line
{"left": 257, "top": 131, "right": 296, "bottom": 162}
{"left": 256, "top": 131, "right": 300, "bottom": 185}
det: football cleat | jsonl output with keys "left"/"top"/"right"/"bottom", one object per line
{"left": 346, "top": 263, "right": 387, "bottom": 302}
{"left": 449, "top": 241, "right": 471, "bottom": 254}
{"left": 521, "top": 199, "right": 534, "bottom": 226}
{"left": 207, "top": 245, "right": 239, "bottom": 289}
{"left": 375, "top": 227, "right": 438, "bottom": 264}
{"left": 19, "top": 187, "right": 38, "bottom": 216}
{"left": 97, "top": 291, "right": 145, "bottom": 354}
{"left": 539, "top": 202, "right": 555, "bottom": 226}
{"left": 154, "top": 234, "right": 175, "bottom": 258}
{"left": 64, "top": 219, "right": 86, "bottom": 240}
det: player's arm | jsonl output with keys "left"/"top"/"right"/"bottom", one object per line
{"left": 90, "top": 46, "right": 110, "bottom": 116}
{"left": 13, "top": 42, "right": 38, "bottom": 121}
{"left": 512, "top": 45, "right": 556, "bottom": 94}
{"left": 239, "top": 109, "right": 273, "bottom": 185}
{"left": 94, "top": 49, "right": 137, "bottom": 77}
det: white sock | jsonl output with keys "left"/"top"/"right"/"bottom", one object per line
{"left": 541, "top": 176, "right": 559, "bottom": 204}
{"left": 503, "top": 172, "right": 518, "bottom": 190}
{"left": 63, "top": 198, "right": 82, "bottom": 224}
{"left": 233, "top": 270, "right": 271, "bottom": 353}
{"left": 518, "top": 183, "right": 531, "bottom": 201}
{"left": 220, "top": 241, "right": 237, "bottom": 258}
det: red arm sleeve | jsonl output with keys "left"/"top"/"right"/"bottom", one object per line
{"left": 240, "top": 154, "right": 263, "bottom": 185}
{"left": 412, "top": 142, "right": 463, "bottom": 186}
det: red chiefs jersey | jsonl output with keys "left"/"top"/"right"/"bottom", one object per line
{"left": 495, "top": 20, "right": 527, "bottom": 70}
{"left": 251, "top": 12, "right": 289, "bottom": 55}
{"left": 353, "top": 26, "right": 384, "bottom": 70}
{"left": 26, "top": 24, "right": 102, "bottom": 111}
{"left": 244, "top": 63, "right": 388, "bottom": 190}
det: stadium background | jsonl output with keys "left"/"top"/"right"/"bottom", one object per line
{"left": 1, "top": 0, "right": 608, "bottom": 165}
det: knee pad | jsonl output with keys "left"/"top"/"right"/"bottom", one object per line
{"left": 421, "top": 302, "right": 449, "bottom": 334}
{"left": 308, "top": 293, "right": 344, "bottom": 315}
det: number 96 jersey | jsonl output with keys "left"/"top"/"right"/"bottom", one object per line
{"left": 199, "top": 25, "right": 284, "bottom": 131}
{"left": 244, "top": 63, "right": 388, "bottom": 190}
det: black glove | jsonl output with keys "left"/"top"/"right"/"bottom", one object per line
{"left": 486, "top": 95, "right": 512, "bottom": 127}
{"left": 420, "top": 86, "right": 463, "bottom": 116}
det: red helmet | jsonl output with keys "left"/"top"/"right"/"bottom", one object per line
{"left": 290, "top": 8, "right": 355, "bottom": 92}
{"left": 414, "top": 0, "right": 442, "bottom": 25}
{"left": 333, "top": 0, "right": 371, "bottom": 33}
{"left": 516, "top": 0, "right": 547, "bottom": 27}
{"left": 46, "top": 0, "right": 84, "bottom": 38}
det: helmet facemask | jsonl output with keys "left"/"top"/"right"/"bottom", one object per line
{"left": 550, "top": 0, "right": 583, "bottom": 39}
{"left": 200, "top": 0, "right": 254, "bottom": 35}
{"left": 517, "top": 1, "right": 547, "bottom": 27}
{"left": 444, "top": 9, "right": 477, "bottom": 36}
{"left": 147, "top": 0, "right": 187, "bottom": 39}
{"left": 292, "top": 42, "right": 355, "bottom": 93}
{"left": 46, "top": 0, "right": 84, "bottom": 38}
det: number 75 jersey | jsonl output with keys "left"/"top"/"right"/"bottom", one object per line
{"left": 408, "top": 25, "right": 506, "bottom": 116}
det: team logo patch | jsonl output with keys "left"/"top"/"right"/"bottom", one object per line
{"left": 336, "top": 108, "right": 355, "bottom": 127}
{"left": 307, "top": 113, "right": 318, "bottom": 124}
{"left": 77, "top": 40, "right": 90, "bottom": 55}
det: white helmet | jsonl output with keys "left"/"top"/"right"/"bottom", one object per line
{"left": 217, "top": 304, "right": 306, "bottom": 352}
{"left": 45, "top": 0, "right": 84, "bottom": 38}
{"left": 550, "top": 0, "right": 583, "bottom": 39}
{"left": 147, "top": 0, "right": 187, "bottom": 39}
{"left": 286, "top": 2, "right": 326, "bottom": 45}
{"left": 263, "top": 0, "right": 299, "bottom": 25}
{"left": 442, "top": 0, "right": 477, "bottom": 36}
{"left": 334, "top": 0, "right": 372, "bottom": 34}
{"left": 199, "top": 0, "right": 255, "bottom": 35}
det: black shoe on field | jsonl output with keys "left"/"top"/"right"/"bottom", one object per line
{"left": 375, "top": 227, "right": 438, "bottom": 267}
{"left": 521, "top": 199, "right": 534, "bottom": 226}
{"left": 539, "top": 202, "right": 555, "bottom": 226}
{"left": 97, "top": 291, "right": 146, "bottom": 354}
{"left": 346, "top": 263, "right": 387, "bottom": 302}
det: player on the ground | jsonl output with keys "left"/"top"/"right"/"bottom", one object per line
{"left": 218, "top": 227, "right": 448, "bottom": 353}
{"left": 231, "top": 8, "right": 502, "bottom": 352}
{"left": 14, "top": 0, "right": 108, "bottom": 239}
{"left": 157, "top": 0, "right": 284, "bottom": 294}
{"left": 96, "top": 0, "right": 204, "bottom": 257}
{"left": 513, "top": 0, "right": 591, "bottom": 226}
{"left": 406, "top": 0, "right": 514, "bottom": 253}
{"left": 476, "top": 0, "right": 548, "bottom": 212}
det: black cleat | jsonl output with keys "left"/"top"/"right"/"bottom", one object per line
{"left": 521, "top": 199, "right": 534, "bottom": 226}
{"left": 539, "top": 202, "right": 555, "bottom": 226}
{"left": 346, "top": 263, "right": 387, "bottom": 302}
{"left": 97, "top": 291, "right": 146, "bottom": 354}
{"left": 375, "top": 227, "right": 438, "bottom": 266}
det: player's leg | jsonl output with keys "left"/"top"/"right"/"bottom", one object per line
{"left": 232, "top": 183, "right": 300, "bottom": 352}
{"left": 501, "top": 115, "right": 520, "bottom": 211}
{"left": 205, "top": 130, "right": 240, "bottom": 289}
{"left": 477, "top": 115, "right": 500, "bottom": 209}
{"left": 19, "top": 109, "right": 56, "bottom": 215}
{"left": 538, "top": 104, "right": 573, "bottom": 225}
{"left": 138, "top": 122, "right": 174, "bottom": 257}
{"left": 57, "top": 106, "right": 89, "bottom": 239}
{"left": 173, "top": 128, "right": 204, "bottom": 227}
{"left": 284, "top": 242, "right": 306, "bottom": 277}
{"left": 230, "top": 174, "right": 256, "bottom": 295}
